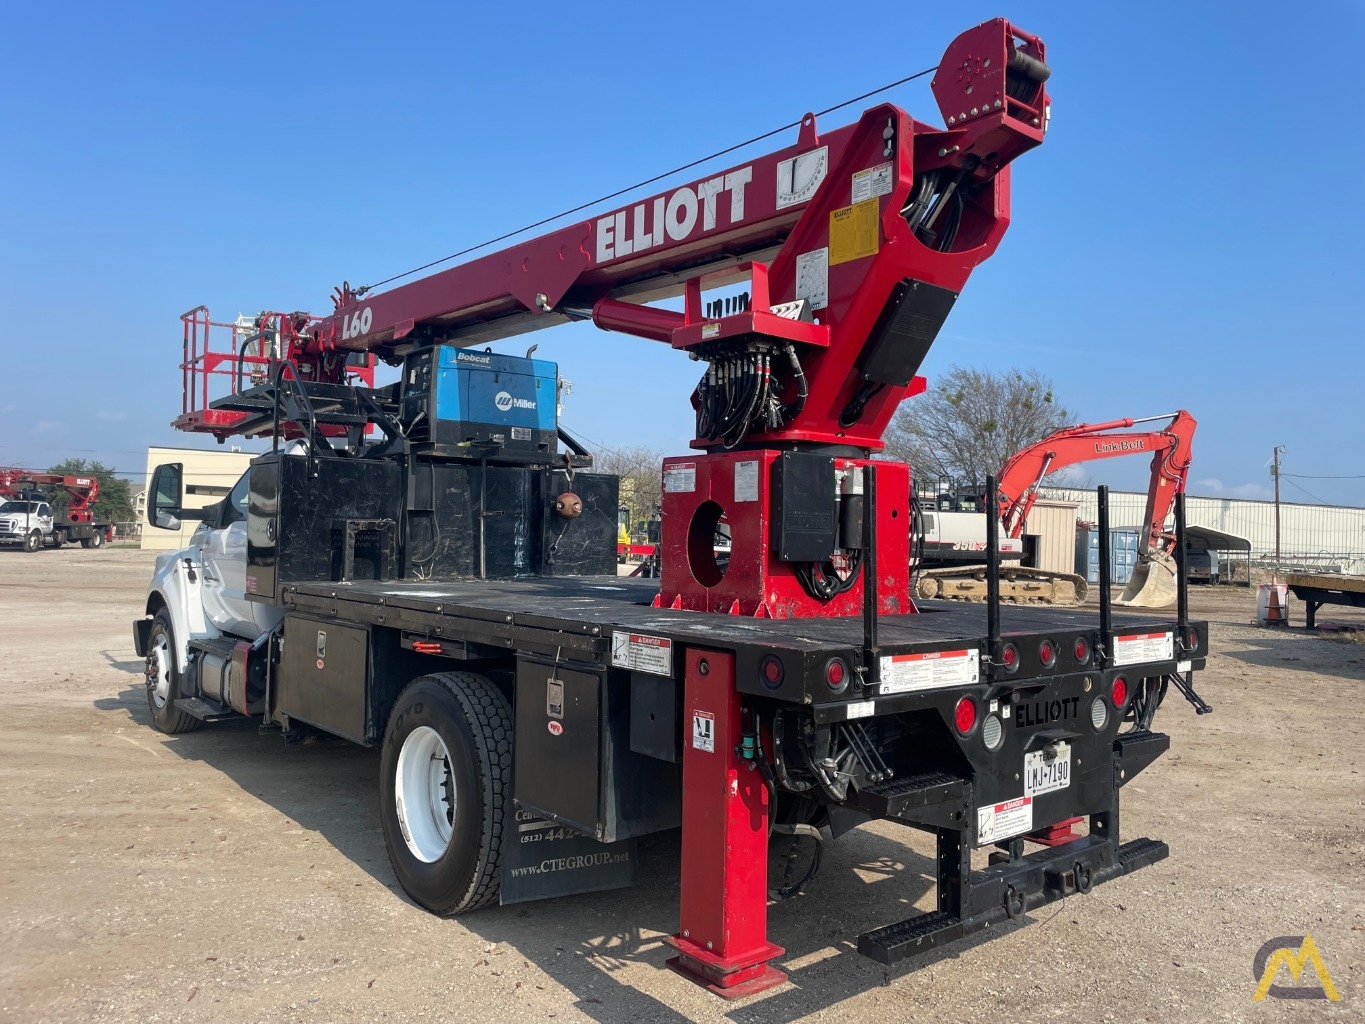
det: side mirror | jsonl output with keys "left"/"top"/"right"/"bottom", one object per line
{"left": 148, "top": 463, "right": 184, "bottom": 531}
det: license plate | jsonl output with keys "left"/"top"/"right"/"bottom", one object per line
{"left": 1024, "top": 746, "right": 1071, "bottom": 797}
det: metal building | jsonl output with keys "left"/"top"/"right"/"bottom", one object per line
{"left": 1041, "top": 487, "right": 1365, "bottom": 575}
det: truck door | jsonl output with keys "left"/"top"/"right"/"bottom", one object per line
{"left": 198, "top": 471, "right": 260, "bottom": 639}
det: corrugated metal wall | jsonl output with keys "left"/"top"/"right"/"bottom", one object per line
{"left": 1041, "top": 487, "right": 1365, "bottom": 574}
{"left": 1021, "top": 499, "right": 1080, "bottom": 573}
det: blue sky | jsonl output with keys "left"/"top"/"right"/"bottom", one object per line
{"left": 3, "top": 1, "right": 1363, "bottom": 505}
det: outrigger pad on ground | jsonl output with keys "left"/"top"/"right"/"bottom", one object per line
{"left": 1117, "top": 553, "right": 1177, "bottom": 608}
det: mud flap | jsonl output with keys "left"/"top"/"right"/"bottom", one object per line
{"left": 499, "top": 801, "right": 638, "bottom": 904}
{"left": 1117, "top": 552, "right": 1177, "bottom": 608}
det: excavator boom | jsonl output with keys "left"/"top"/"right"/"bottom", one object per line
{"left": 916, "top": 411, "right": 1196, "bottom": 608}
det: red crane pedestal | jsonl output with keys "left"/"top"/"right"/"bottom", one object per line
{"left": 666, "top": 648, "right": 786, "bottom": 998}
{"left": 657, "top": 452, "right": 912, "bottom": 619}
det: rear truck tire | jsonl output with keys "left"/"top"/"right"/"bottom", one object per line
{"left": 380, "top": 671, "right": 512, "bottom": 915}
{"left": 143, "top": 609, "right": 202, "bottom": 734}
{"left": 82, "top": 530, "right": 104, "bottom": 549}
{"left": 23, "top": 529, "right": 42, "bottom": 553}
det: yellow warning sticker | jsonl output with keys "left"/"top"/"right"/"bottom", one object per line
{"left": 829, "top": 198, "right": 879, "bottom": 266}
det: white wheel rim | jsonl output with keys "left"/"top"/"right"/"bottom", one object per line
{"left": 147, "top": 633, "right": 172, "bottom": 708}
{"left": 395, "top": 725, "right": 455, "bottom": 863}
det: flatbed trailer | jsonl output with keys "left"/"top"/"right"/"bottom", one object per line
{"left": 1284, "top": 572, "right": 1365, "bottom": 629}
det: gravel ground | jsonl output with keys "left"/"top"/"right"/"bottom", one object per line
{"left": 0, "top": 549, "right": 1360, "bottom": 1023}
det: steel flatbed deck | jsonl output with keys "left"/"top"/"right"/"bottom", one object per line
{"left": 282, "top": 575, "right": 1181, "bottom": 656}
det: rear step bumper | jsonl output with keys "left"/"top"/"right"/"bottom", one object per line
{"left": 858, "top": 835, "right": 1168, "bottom": 965}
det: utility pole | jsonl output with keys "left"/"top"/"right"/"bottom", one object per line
{"left": 1272, "top": 445, "right": 1285, "bottom": 581}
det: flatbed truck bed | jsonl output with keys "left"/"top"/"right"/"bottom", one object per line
{"left": 283, "top": 574, "right": 1183, "bottom": 665}
{"left": 1284, "top": 572, "right": 1365, "bottom": 628}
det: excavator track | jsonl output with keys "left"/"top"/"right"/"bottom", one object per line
{"left": 915, "top": 566, "right": 1089, "bottom": 606}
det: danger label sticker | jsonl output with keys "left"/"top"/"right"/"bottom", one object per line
{"left": 610, "top": 631, "right": 673, "bottom": 677}
{"left": 879, "top": 648, "right": 979, "bottom": 695}
{"left": 663, "top": 463, "right": 696, "bottom": 493}
{"left": 829, "top": 198, "right": 879, "bottom": 266}
{"left": 1114, "top": 631, "right": 1173, "bottom": 667}
{"left": 691, "top": 711, "right": 716, "bottom": 753}
{"left": 977, "top": 796, "right": 1033, "bottom": 845}
{"left": 851, "top": 162, "right": 893, "bottom": 203}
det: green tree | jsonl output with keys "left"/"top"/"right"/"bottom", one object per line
{"left": 45, "top": 458, "right": 135, "bottom": 523}
{"left": 883, "top": 366, "right": 1071, "bottom": 491}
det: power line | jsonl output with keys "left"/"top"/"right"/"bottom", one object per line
{"left": 357, "top": 65, "right": 938, "bottom": 295}
{"left": 1282, "top": 478, "right": 1332, "bottom": 505}
{"left": 1282, "top": 472, "right": 1365, "bottom": 480}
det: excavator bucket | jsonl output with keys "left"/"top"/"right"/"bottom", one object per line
{"left": 1116, "top": 552, "right": 1178, "bottom": 608}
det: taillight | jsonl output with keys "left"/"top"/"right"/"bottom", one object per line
{"left": 760, "top": 655, "right": 784, "bottom": 690}
{"left": 954, "top": 696, "right": 978, "bottom": 734}
{"left": 1073, "top": 637, "right": 1091, "bottom": 664}
{"left": 1111, "top": 675, "right": 1129, "bottom": 707}
{"left": 1186, "top": 628, "right": 1199, "bottom": 653}
{"left": 825, "top": 657, "right": 849, "bottom": 694}
{"left": 1001, "top": 644, "right": 1019, "bottom": 672}
{"left": 1039, "top": 639, "right": 1056, "bottom": 668}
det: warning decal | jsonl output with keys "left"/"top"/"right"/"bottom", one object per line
{"left": 610, "top": 631, "right": 673, "bottom": 677}
{"left": 977, "top": 796, "right": 1033, "bottom": 845}
{"left": 1113, "top": 631, "right": 1174, "bottom": 667}
{"left": 691, "top": 711, "right": 716, "bottom": 753}
{"left": 663, "top": 462, "right": 696, "bottom": 493}
{"left": 829, "top": 198, "right": 879, "bottom": 266}
{"left": 851, "top": 162, "right": 893, "bottom": 203}
{"left": 878, "top": 648, "right": 979, "bottom": 695}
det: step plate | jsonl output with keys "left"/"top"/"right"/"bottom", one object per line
{"left": 174, "top": 697, "right": 236, "bottom": 722}
{"left": 858, "top": 834, "right": 1169, "bottom": 966}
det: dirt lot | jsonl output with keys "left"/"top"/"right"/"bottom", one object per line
{"left": 0, "top": 549, "right": 1360, "bottom": 1023}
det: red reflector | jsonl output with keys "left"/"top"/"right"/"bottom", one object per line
{"left": 954, "top": 696, "right": 977, "bottom": 733}
{"left": 1188, "top": 628, "right": 1199, "bottom": 652}
{"left": 1002, "top": 644, "right": 1019, "bottom": 670}
{"left": 412, "top": 641, "right": 442, "bottom": 654}
{"left": 826, "top": 659, "right": 846, "bottom": 687}
{"left": 1111, "top": 676, "right": 1128, "bottom": 707}
{"left": 1039, "top": 640, "right": 1055, "bottom": 666}
{"left": 1074, "top": 637, "right": 1090, "bottom": 662}
{"left": 761, "top": 655, "right": 784, "bottom": 688}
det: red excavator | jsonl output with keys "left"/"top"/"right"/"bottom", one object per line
{"left": 915, "top": 411, "right": 1196, "bottom": 607}
{"left": 0, "top": 468, "right": 113, "bottom": 550}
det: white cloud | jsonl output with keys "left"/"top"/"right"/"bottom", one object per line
{"left": 1196, "top": 478, "right": 1224, "bottom": 493}
{"left": 32, "top": 420, "right": 62, "bottom": 435}
{"left": 95, "top": 411, "right": 127, "bottom": 422}
{"left": 1229, "top": 482, "right": 1273, "bottom": 500}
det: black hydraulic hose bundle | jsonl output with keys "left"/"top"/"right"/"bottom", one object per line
{"left": 695, "top": 345, "right": 808, "bottom": 447}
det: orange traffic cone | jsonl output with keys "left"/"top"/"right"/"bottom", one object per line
{"left": 1267, "top": 585, "right": 1286, "bottom": 625}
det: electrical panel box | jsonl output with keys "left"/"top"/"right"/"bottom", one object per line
{"left": 772, "top": 451, "right": 837, "bottom": 562}
{"left": 401, "top": 345, "right": 558, "bottom": 459}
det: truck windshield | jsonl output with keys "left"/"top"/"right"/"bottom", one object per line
{"left": 0, "top": 501, "right": 38, "bottom": 514}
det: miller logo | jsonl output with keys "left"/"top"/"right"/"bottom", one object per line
{"left": 494, "top": 391, "right": 535, "bottom": 412}
{"left": 1252, "top": 934, "right": 1340, "bottom": 1001}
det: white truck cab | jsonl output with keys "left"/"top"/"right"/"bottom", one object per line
{"left": 0, "top": 499, "right": 54, "bottom": 552}
{"left": 137, "top": 462, "right": 282, "bottom": 732}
